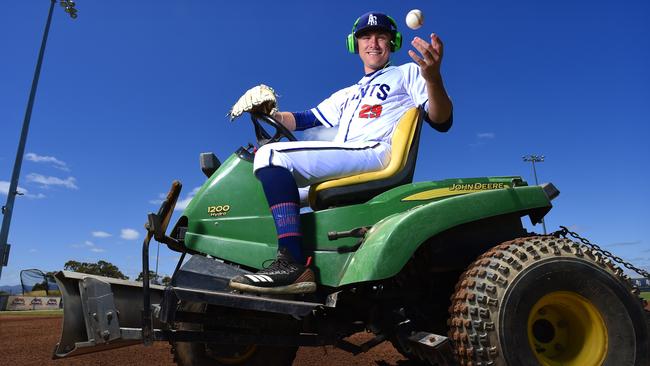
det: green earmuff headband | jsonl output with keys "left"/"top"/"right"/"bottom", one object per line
{"left": 346, "top": 14, "right": 402, "bottom": 54}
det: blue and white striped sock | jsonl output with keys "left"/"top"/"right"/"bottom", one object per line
{"left": 255, "top": 167, "right": 303, "bottom": 263}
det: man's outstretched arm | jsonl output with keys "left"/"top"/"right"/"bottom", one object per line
{"left": 273, "top": 110, "right": 326, "bottom": 132}
{"left": 409, "top": 33, "right": 453, "bottom": 125}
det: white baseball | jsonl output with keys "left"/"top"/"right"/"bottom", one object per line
{"left": 405, "top": 9, "right": 424, "bottom": 30}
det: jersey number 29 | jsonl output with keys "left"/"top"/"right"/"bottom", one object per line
{"left": 359, "top": 104, "right": 383, "bottom": 119}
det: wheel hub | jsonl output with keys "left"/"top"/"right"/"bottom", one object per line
{"left": 527, "top": 291, "right": 607, "bottom": 366}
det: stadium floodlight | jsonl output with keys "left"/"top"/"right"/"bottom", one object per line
{"left": 522, "top": 155, "right": 545, "bottom": 185}
{"left": 0, "top": 0, "right": 79, "bottom": 279}
{"left": 60, "top": 0, "right": 78, "bottom": 19}
{"left": 522, "top": 154, "right": 547, "bottom": 234}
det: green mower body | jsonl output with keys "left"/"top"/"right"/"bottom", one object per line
{"left": 174, "top": 148, "right": 553, "bottom": 287}
{"left": 54, "top": 128, "right": 647, "bottom": 366}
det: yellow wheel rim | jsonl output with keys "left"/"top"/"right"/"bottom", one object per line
{"left": 527, "top": 291, "right": 607, "bottom": 366}
{"left": 212, "top": 345, "right": 257, "bottom": 365}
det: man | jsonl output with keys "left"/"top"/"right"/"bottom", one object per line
{"left": 228, "top": 11, "right": 453, "bottom": 294}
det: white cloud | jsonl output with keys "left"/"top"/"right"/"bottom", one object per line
{"left": 121, "top": 228, "right": 140, "bottom": 240}
{"left": 302, "top": 126, "right": 337, "bottom": 141}
{"left": 477, "top": 132, "right": 495, "bottom": 139}
{"left": 175, "top": 187, "right": 201, "bottom": 211}
{"left": 25, "top": 153, "right": 70, "bottom": 171}
{"left": 71, "top": 240, "right": 106, "bottom": 253}
{"left": 149, "top": 193, "right": 166, "bottom": 205}
{"left": 92, "top": 231, "right": 112, "bottom": 238}
{"left": 26, "top": 173, "right": 78, "bottom": 190}
{"left": 151, "top": 187, "right": 201, "bottom": 211}
{"left": 470, "top": 132, "right": 496, "bottom": 148}
{"left": 29, "top": 249, "right": 37, "bottom": 253}
{"left": 0, "top": 180, "right": 46, "bottom": 199}
{"left": 606, "top": 240, "right": 642, "bottom": 248}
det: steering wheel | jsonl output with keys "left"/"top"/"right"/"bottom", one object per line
{"left": 250, "top": 112, "right": 297, "bottom": 146}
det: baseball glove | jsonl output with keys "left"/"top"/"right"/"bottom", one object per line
{"left": 228, "top": 84, "right": 278, "bottom": 121}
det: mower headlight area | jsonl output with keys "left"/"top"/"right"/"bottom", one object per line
{"left": 200, "top": 152, "right": 221, "bottom": 178}
{"left": 541, "top": 183, "right": 560, "bottom": 201}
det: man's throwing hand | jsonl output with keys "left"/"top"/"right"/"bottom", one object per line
{"left": 229, "top": 84, "right": 279, "bottom": 121}
{"left": 408, "top": 34, "right": 444, "bottom": 83}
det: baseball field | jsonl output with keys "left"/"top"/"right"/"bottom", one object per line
{"left": 641, "top": 291, "right": 650, "bottom": 301}
{"left": 0, "top": 311, "right": 412, "bottom": 366}
{"left": 2, "top": 293, "right": 648, "bottom": 365}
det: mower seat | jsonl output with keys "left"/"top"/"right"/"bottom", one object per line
{"left": 308, "top": 107, "right": 423, "bottom": 210}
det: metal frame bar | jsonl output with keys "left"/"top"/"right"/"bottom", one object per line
{"left": 0, "top": 0, "right": 57, "bottom": 279}
{"left": 142, "top": 181, "right": 182, "bottom": 344}
{"left": 169, "top": 286, "right": 322, "bottom": 317}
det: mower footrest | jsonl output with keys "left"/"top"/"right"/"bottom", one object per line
{"left": 170, "top": 286, "right": 322, "bottom": 317}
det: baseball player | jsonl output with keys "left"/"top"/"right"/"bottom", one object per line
{"left": 228, "top": 11, "right": 453, "bottom": 294}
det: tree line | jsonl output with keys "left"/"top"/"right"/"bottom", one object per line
{"left": 63, "top": 260, "right": 171, "bottom": 285}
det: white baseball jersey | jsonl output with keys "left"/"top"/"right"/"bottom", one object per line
{"left": 254, "top": 62, "right": 437, "bottom": 200}
{"left": 311, "top": 62, "right": 430, "bottom": 144}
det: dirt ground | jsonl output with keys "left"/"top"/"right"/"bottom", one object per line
{"left": 0, "top": 315, "right": 416, "bottom": 366}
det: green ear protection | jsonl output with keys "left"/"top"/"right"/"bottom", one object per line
{"left": 346, "top": 15, "right": 402, "bottom": 54}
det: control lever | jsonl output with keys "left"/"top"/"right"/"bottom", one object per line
{"left": 328, "top": 226, "right": 370, "bottom": 240}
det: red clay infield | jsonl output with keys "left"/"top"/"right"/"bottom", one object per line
{"left": 0, "top": 315, "right": 416, "bottom": 366}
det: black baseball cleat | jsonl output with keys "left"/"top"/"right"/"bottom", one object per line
{"left": 229, "top": 249, "right": 316, "bottom": 295}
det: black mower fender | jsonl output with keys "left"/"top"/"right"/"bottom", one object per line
{"left": 337, "top": 185, "right": 555, "bottom": 286}
{"left": 171, "top": 254, "right": 250, "bottom": 291}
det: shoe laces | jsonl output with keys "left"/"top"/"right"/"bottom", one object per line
{"left": 261, "top": 256, "right": 298, "bottom": 274}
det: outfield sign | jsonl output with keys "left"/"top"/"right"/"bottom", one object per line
{"left": 632, "top": 278, "right": 650, "bottom": 291}
{"left": 5, "top": 296, "right": 61, "bottom": 311}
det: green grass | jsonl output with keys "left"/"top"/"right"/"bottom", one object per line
{"left": 0, "top": 309, "right": 63, "bottom": 317}
{"left": 641, "top": 292, "right": 650, "bottom": 301}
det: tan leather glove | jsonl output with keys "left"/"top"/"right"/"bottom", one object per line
{"left": 228, "top": 84, "right": 278, "bottom": 121}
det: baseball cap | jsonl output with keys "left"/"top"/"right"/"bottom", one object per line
{"left": 354, "top": 12, "right": 397, "bottom": 38}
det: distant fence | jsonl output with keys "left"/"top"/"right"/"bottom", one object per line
{"left": 632, "top": 278, "right": 650, "bottom": 291}
{"left": 21, "top": 268, "right": 59, "bottom": 296}
{"left": 1, "top": 295, "right": 62, "bottom": 311}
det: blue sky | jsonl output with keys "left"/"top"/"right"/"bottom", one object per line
{"left": 1, "top": 0, "right": 648, "bottom": 285}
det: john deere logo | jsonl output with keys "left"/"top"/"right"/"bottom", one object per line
{"left": 402, "top": 182, "right": 510, "bottom": 201}
{"left": 207, "top": 205, "right": 230, "bottom": 217}
{"left": 450, "top": 183, "right": 506, "bottom": 191}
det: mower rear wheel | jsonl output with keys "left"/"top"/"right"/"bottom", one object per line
{"left": 173, "top": 302, "right": 298, "bottom": 366}
{"left": 448, "top": 236, "right": 649, "bottom": 366}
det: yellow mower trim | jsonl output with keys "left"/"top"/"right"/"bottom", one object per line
{"left": 308, "top": 107, "right": 420, "bottom": 207}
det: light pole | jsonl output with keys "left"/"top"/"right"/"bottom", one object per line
{"left": 0, "top": 0, "right": 78, "bottom": 279}
{"left": 523, "top": 154, "right": 547, "bottom": 234}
